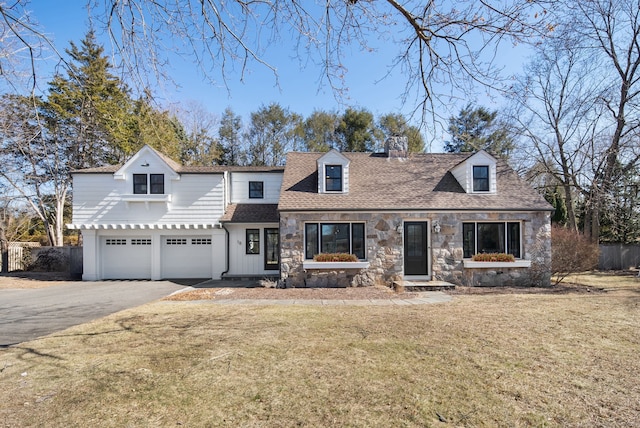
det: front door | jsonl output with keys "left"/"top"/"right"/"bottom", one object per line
{"left": 264, "top": 228, "right": 280, "bottom": 271}
{"left": 404, "top": 222, "right": 429, "bottom": 276}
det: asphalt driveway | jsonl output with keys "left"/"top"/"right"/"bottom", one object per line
{"left": 0, "top": 281, "right": 188, "bottom": 347}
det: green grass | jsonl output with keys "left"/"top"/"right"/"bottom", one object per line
{"left": 1, "top": 281, "right": 639, "bottom": 427}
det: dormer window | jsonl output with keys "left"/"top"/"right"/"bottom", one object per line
{"left": 325, "top": 165, "right": 343, "bottom": 192}
{"left": 133, "top": 173, "right": 164, "bottom": 194}
{"left": 249, "top": 181, "right": 264, "bottom": 199}
{"left": 473, "top": 166, "right": 489, "bottom": 192}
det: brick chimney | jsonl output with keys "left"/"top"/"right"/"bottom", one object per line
{"left": 384, "top": 135, "right": 408, "bottom": 158}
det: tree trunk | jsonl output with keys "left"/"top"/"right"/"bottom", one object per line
{"left": 0, "top": 225, "right": 9, "bottom": 273}
{"left": 561, "top": 182, "right": 578, "bottom": 231}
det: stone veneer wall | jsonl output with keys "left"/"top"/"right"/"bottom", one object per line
{"left": 279, "top": 211, "right": 551, "bottom": 288}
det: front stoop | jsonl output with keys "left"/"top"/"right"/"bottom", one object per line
{"left": 394, "top": 280, "right": 456, "bottom": 292}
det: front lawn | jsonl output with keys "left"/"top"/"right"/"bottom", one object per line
{"left": 1, "top": 277, "right": 638, "bottom": 426}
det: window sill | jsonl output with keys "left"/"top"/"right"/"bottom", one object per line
{"left": 123, "top": 194, "right": 171, "bottom": 202}
{"left": 463, "top": 260, "right": 531, "bottom": 269}
{"left": 303, "top": 261, "right": 370, "bottom": 270}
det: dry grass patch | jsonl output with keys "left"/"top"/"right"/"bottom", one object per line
{"left": 560, "top": 270, "right": 640, "bottom": 290}
{"left": 0, "top": 272, "right": 77, "bottom": 289}
{"left": 1, "top": 290, "right": 639, "bottom": 427}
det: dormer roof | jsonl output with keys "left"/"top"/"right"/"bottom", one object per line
{"left": 113, "top": 145, "right": 181, "bottom": 181}
{"left": 449, "top": 150, "right": 498, "bottom": 194}
{"left": 316, "top": 148, "right": 350, "bottom": 194}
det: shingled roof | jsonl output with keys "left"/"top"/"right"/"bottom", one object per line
{"left": 73, "top": 164, "right": 284, "bottom": 174}
{"left": 220, "top": 204, "right": 280, "bottom": 223}
{"left": 278, "top": 152, "right": 553, "bottom": 212}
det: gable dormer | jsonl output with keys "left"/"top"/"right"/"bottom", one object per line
{"left": 450, "top": 150, "right": 497, "bottom": 194}
{"left": 113, "top": 145, "right": 181, "bottom": 203}
{"left": 317, "top": 149, "right": 350, "bottom": 194}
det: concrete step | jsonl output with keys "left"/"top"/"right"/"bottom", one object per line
{"left": 394, "top": 280, "right": 456, "bottom": 292}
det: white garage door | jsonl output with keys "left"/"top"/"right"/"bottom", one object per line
{"left": 161, "top": 236, "right": 213, "bottom": 279}
{"left": 101, "top": 237, "right": 152, "bottom": 279}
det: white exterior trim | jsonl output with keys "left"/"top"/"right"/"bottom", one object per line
{"left": 463, "top": 260, "right": 532, "bottom": 268}
{"left": 450, "top": 150, "right": 498, "bottom": 194}
{"left": 303, "top": 261, "right": 370, "bottom": 270}
{"left": 317, "top": 149, "right": 350, "bottom": 194}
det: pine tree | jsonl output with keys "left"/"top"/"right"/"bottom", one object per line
{"left": 44, "top": 30, "right": 134, "bottom": 168}
{"left": 445, "top": 104, "right": 514, "bottom": 159}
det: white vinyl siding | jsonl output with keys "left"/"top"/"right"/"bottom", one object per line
{"left": 72, "top": 173, "right": 225, "bottom": 226}
{"left": 225, "top": 223, "right": 279, "bottom": 276}
{"left": 230, "top": 172, "right": 282, "bottom": 204}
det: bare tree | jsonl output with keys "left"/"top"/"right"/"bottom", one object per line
{"left": 509, "top": 28, "right": 602, "bottom": 231}
{"left": 0, "top": 94, "right": 69, "bottom": 246}
{"left": 0, "top": 1, "right": 62, "bottom": 93}
{"left": 511, "top": 0, "right": 640, "bottom": 241}
{"left": 572, "top": 0, "right": 640, "bottom": 240}
{"left": 94, "top": 1, "right": 552, "bottom": 121}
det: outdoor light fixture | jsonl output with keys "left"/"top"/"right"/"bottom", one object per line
{"left": 433, "top": 220, "right": 441, "bottom": 234}
{"left": 141, "top": 161, "right": 150, "bottom": 167}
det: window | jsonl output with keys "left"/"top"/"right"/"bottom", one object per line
{"left": 264, "top": 228, "right": 279, "bottom": 270}
{"left": 133, "top": 174, "right": 164, "bottom": 194}
{"left": 166, "top": 238, "right": 187, "bottom": 245}
{"left": 192, "top": 238, "right": 212, "bottom": 245}
{"left": 133, "top": 174, "right": 147, "bottom": 194}
{"left": 304, "top": 222, "right": 366, "bottom": 259}
{"left": 463, "top": 222, "right": 521, "bottom": 258}
{"left": 105, "top": 239, "right": 126, "bottom": 245}
{"left": 150, "top": 174, "right": 164, "bottom": 194}
{"left": 246, "top": 229, "right": 260, "bottom": 254}
{"left": 473, "top": 166, "right": 489, "bottom": 192}
{"left": 131, "top": 239, "right": 151, "bottom": 245}
{"left": 325, "top": 165, "right": 342, "bottom": 192}
{"left": 249, "top": 181, "right": 264, "bottom": 199}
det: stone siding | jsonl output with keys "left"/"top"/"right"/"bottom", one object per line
{"left": 279, "top": 211, "right": 551, "bottom": 288}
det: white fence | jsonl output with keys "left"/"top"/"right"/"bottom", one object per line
{"left": 599, "top": 244, "right": 640, "bottom": 270}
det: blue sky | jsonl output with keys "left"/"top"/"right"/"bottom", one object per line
{"left": 27, "top": 1, "right": 530, "bottom": 147}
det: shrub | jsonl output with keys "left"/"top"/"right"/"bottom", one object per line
{"left": 471, "top": 253, "right": 515, "bottom": 262}
{"left": 313, "top": 253, "right": 358, "bottom": 262}
{"left": 551, "top": 226, "right": 600, "bottom": 284}
{"left": 28, "top": 247, "right": 70, "bottom": 272}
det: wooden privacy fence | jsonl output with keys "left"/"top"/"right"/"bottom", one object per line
{"left": 599, "top": 244, "right": 640, "bottom": 270}
{"left": 0, "top": 243, "right": 41, "bottom": 272}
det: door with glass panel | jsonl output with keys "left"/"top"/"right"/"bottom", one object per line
{"left": 403, "top": 222, "right": 429, "bottom": 276}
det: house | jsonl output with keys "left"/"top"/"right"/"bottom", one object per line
{"left": 67, "top": 145, "right": 283, "bottom": 281}
{"left": 278, "top": 137, "right": 553, "bottom": 287}
{"left": 69, "top": 139, "right": 553, "bottom": 286}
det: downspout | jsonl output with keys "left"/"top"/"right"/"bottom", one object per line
{"left": 220, "top": 169, "right": 230, "bottom": 279}
{"left": 220, "top": 222, "right": 230, "bottom": 279}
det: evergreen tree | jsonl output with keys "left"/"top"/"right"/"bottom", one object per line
{"left": 245, "top": 103, "right": 299, "bottom": 166}
{"left": 336, "top": 108, "right": 380, "bottom": 152}
{"left": 301, "top": 110, "right": 340, "bottom": 152}
{"left": 378, "top": 113, "right": 425, "bottom": 153}
{"left": 44, "top": 30, "right": 133, "bottom": 168}
{"left": 218, "top": 107, "right": 245, "bottom": 165}
{"left": 545, "top": 186, "right": 568, "bottom": 225}
{"left": 130, "top": 92, "right": 188, "bottom": 161}
{"left": 445, "top": 104, "right": 514, "bottom": 158}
